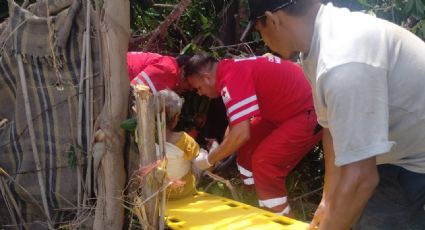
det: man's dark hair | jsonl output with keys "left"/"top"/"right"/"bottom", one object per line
{"left": 256, "top": 0, "right": 316, "bottom": 27}
{"left": 175, "top": 54, "right": 192, "bottom": 68}
{"left": 183, "top": 53, "right": 217, "bottom": 78}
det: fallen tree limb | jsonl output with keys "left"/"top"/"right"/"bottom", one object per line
{"left": 142, "top": 0, "right": 192, "bottom": 51}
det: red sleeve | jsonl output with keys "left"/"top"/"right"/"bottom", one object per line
{"left": 218, "top": 60, "right": 260, "bottom": 126}
{"left": 127, "top": 52, "right": 146, "bottom": 81}
{"left": 130, "top": 56, "right": 180, "bottom": 93}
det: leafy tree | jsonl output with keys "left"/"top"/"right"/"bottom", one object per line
{"left": 126, "top": 0, "right": 425, "bottom": 61}
{"left": 327, "top": 0, "right": 425, "bottom": 39}
{"left": 129, "top": 0, "right": 223, "bottom": 54}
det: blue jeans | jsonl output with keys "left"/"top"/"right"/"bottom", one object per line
{"left": 353, "top": 164, "right": 425, "bottom": 230}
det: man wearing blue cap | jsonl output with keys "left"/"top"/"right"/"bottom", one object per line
{"left": 242, "top": 0, "right": 425, "bottom": 229}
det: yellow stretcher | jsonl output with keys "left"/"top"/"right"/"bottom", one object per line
{"left": 166, "top": 192, "right": 309, "bottom": 230}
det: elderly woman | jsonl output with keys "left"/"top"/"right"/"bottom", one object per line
{"left": 158, "top": 89, "right": 201, "bottom": 199}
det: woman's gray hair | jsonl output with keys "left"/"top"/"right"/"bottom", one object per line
{"left": 158, "top": 89, "right": 184, "bottom": 127}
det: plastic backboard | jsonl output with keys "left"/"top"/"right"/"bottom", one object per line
{"left": 166, "top": 192, "right": 309, "bottom": 230}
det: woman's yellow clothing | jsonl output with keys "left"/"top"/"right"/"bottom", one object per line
{"left": 167, "top": 132, "right": 199, "bottom": 199}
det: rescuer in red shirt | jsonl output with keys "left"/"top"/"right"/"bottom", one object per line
{"left": 184, "top": 53, "right": 322, "bottom": 215}
{"left": 127, "top": 52, "right": 191, "bottom": 94}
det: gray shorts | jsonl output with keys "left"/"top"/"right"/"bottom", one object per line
{"left": 353, "top": 164, "right": 425, "bottom": 230}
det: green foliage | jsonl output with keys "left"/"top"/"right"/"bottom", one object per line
{"left": 411, "top": 19, "right": 425, "bottom": 36}
{"left": 120, "top": 117, "right": 138, "bottom": 132}
{"left": 356, "top": 0, "right": 425, "bottom": 39}
{"left": 130, "top": 0, "right": 223, "bottom": 53}
{"left": 323, "top": 1, "right": 425, "bottom": 39}
{"left": 130, "top": 0, "right": 425, "bottom": 58}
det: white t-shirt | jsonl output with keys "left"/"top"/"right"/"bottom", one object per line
{"left": 301, "top": 3, "right": 425, "bottom": 173}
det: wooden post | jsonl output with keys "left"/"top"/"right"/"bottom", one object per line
{"left": 134, "top": 86, "right": 162, "bottom": 229}
{"left": 93, "top": 0, "right": 129, "bottom": 229}
{"left": 158, "top": 97, "right": 167, "bottom": 230}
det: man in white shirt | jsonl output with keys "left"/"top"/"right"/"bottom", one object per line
{"left": 242, "top": 0, "right": 425, "bottom": 229}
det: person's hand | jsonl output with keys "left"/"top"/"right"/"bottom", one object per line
{"left": 308, "top": 198, "right": 328, "bottom": 230}
{"left": 194, "top": 149, "right": 212, "bottom": 170}
{"left": 205, "top": 138, "right": 219, "bottom": 152}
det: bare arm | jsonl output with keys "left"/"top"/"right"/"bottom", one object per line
{"left": 310, "top": 128, "right": 379, "bottom": 230}
{"left": 309, "top": 128, "right": 341, "bottom": 229}
{"left": 207, "top": 120, "right": 250, "bottom": 165}
{"left": 322, "top": 128, "right": 340, "bottom": 200}
{"left": 310, "top": 60, "right": 389, "bottom": 230}
{"left": 319, "top": 157, "right": 379, "bottom": 230}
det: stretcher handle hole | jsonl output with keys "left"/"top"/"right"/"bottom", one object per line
{"left": 273, "top": 219, "right": 291, "bottom": 226}
{"left": 168, "top": 217, "right": 181, "bottom": 223}
{"left": 226, "top": 203, "right": 239, "bottom": 208}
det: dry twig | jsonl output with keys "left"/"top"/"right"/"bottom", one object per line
{"left": 204, "top": 171, "right": 241, "bottom": 201}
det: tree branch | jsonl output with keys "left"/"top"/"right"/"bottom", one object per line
{"left": 142, "top": 0, "right": 192, "bottom": 51}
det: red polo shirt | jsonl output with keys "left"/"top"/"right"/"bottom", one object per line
{"left": 215, "top": 56, "right": 314, "bottom": 126}
{"left": 127, "top": 52, "right": 180, "bottom": 93}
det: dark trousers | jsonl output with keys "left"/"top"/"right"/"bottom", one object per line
{"left": 353, "top": 164, "right": 425, "bottom": 230}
